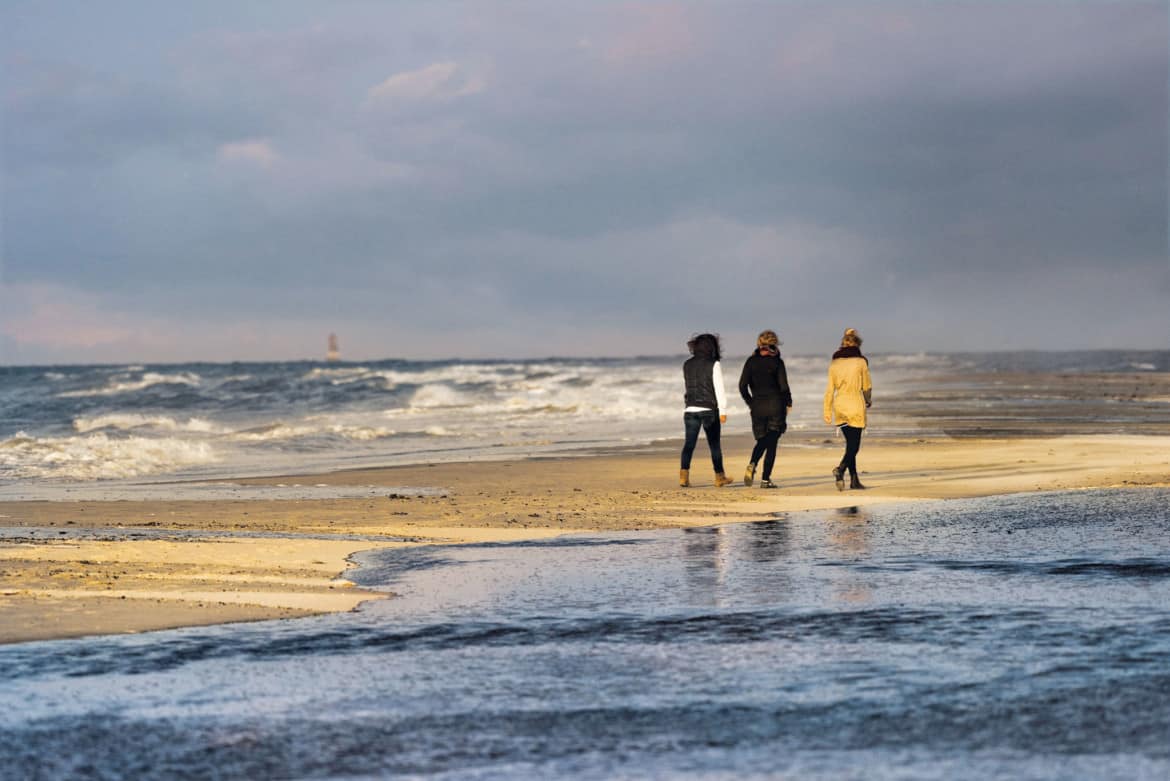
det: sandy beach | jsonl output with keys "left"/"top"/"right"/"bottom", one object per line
{"left": 3, "top": 431, "right": 1168, "bottom": 644}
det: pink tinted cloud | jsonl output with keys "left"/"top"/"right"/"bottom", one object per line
{"left": 1, "top": 284, "right": 141, "bottom": 349}
{"left": 0, "top": 283, "right": 351, "bottom": 363}
{"left": 217, "top": 138, "right": 279, "bottom": 167}
{"left": 365, "top": 62, "right": 486, "bottom": 105}
{"left": 603, "top": 2, "right": 702, "bottom": 66}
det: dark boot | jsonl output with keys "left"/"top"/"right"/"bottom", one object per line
{"left": 849, "top": 474, "right": 866, "bottom": 490}
{"left": 832, "top": 464, "right": 845, "bottom": 492}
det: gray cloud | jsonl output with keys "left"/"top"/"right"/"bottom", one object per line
{"left": 1, "top": 1, "right": 1166, "bottom": 363}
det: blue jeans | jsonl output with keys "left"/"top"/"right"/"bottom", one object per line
{"left": 681, "top": 411, "right": 724, "bottom": 473}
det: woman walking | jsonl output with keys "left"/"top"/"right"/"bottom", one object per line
{"left": 738, "top": 330, "right": 792, "bottom": 489}
{"left": 823, "top": 328, "right": 872, "bottom": 490}
{"left": 680, "top": 333, "right": 733, "bottom": 488}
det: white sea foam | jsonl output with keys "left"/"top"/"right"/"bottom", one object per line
{"left": 871, "top": 353, "right": 937, "bottom": 368}
{"left": 6, "top": 357, "right": 823, "bottom": 484}
{"left": 336, "top": 425, "right": 396, "bottom": 441}
{"left": 422, "top": 425, "right": 458, "bottom": 437}
{"left": 306, "top": 363, "right": 544, "bottom": 390}
{"left": 305, "top": 365, "right": 517, "bottom": 391}
{"left": 305, "top": 366, "right": 372, "bottom": 380}
{"left": 228, "top": 421, "right": 396, "bottom": 443}
{"left": 57, "top": 371, "right": 202, "bottom": 398}
{"left": 73, "top": 414, "right": 222, "bottom": 434}
{"left": 408, "top": 384, "right": 476, "bottom": 408}
{"left": 229, "top": 423, "right": 319, "bottom": 442}
{"left": 391, "top": 364, "right": 532, "bottom": 387}
{"left": 9, "top": 353, "right": 1050, "bottom": 486}
{"left": 0, "top": 431, "right": 218, "bottom": 480}
{"left": 304, "top": 366, "right": 386, "bottom": 386}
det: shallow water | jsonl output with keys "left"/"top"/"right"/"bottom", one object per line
{"left": 2, "top": 489, "right": 1169, "bottom": 779}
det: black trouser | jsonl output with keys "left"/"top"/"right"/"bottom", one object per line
{"left": 681, "top": 411, "right": 724, "bottom": 473}
{"left": 749, "top": 430, "right": 781, "bottom": 481}
{"left": 838, "top": 425, "right": 863, "bottom": 479}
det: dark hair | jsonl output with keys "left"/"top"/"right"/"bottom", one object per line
{"left": 687, "top": 333, "right": 721, "bottom": 361}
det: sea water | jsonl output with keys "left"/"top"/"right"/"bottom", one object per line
{"left": 2, "top": 350, "right": 1168, "bottom": 496}
{"left": 1, "top": 489, "right": 1167, "bottom": 779}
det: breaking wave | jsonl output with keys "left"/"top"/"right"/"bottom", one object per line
{"left": 56, "top": 371, "right": 203, "bottom": 398}
{"left": 4, "top": 351, "right": 1168, "bottom": 485}
{"left": 0, "top": 431, "right": 218, "bottom": 480}
{"left": 73, "top": 414, "right": 222, "bottom": 434}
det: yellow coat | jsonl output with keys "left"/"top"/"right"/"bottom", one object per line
{"left": 823, "top": 356, "right": 872, "bottom": 428}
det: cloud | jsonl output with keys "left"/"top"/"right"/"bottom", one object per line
{"left": 600, "top": 2, "right": 701, "bottom": 66}
{"left": 217, "top": 138, "right": 279, "bottom": 167}
{"left": 1, "top": 1, "right": 1165, "bottom": 363}
{"left": 1, "top": 56, "right": 255, "bottom": 172}
{"left": 1, "top": 283, "right": 142, "bottom": 351}
{"left": 365, "top": 62, "right": 485, "bottom": 106}
{"left": 177, "top": 24, "right": 386, "bottom": 113}
{"left": 0, "top": 282, "right": 354, "bottom": 364}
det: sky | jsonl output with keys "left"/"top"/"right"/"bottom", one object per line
{"left": 1, "top": 1, "right": 1167, "bottom": 364}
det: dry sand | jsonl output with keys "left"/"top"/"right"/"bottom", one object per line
{"left": 2, "top": 432, "right": 1168, "bottom": 644}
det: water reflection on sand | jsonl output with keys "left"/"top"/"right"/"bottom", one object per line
{"left": 2, "top": 489, "right": 1169, "bottom": 780}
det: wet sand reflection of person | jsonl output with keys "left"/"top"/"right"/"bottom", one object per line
{"left": 827, "top": 506, "right": 874, "bottom": 605}
{"left": 682, "top": 526, "right": 727, "bottom": 606}
{"left": 741, "top": 519, "right": 791, "bottom": 563}
{"left": 682, "top": 521, "right": 794, "bottom": 607}
{"left": 736, "top": 519, "right": 794, "bottom": 601}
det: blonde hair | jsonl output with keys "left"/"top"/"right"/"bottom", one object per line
{"left": 757, "top": 330, "right": 780, "bottom": 348}
{"left": 841, "top": 328, "right": 863, "bottom": 348}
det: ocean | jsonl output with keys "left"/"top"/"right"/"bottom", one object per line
{"left": 2, "top": 350, "right": 1168, "bottom": 497}
{"left": 1, "top": 489, "right": 1168, "bottom": 779}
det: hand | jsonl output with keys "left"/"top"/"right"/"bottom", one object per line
{"left": 823, "top": 415, "right": 832, "bottom": 425}
{"left": 787, "top": 406, "right": 792, "bottom": 413}
{"left": 866, "top": 402, "right": 871, "bottom": 408}
{"left": 719, "top": 415, "right": 727, "bottom": 424}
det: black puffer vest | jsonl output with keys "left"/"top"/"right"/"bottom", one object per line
{"left": 683, "top": 356, "right": 718, "bottom": 410}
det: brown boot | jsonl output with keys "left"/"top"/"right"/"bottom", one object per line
{"left": 679, "top": 469, "right": 690, "bottom": 487}
{"left": 743, "top": 462, "right": 756, "bottom": 487}
{"left": 714, "top": 472, "right": 734, "bottom": 487}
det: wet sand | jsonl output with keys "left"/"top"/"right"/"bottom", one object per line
{"left": 2, "top": 432, "right": 1169, "bottom": 644}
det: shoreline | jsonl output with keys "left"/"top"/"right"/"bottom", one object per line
{"left": 2, "top": 432, "right": 1169, "bottom": 645}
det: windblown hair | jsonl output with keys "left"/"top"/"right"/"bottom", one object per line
{"left": 756, "top": 330, "right": 780, "bottom": 349}
{"left": 688, "top": 333, "right": 722, "bottom": 361}
{"left": 840, "top": 328, "right": 863, "bottom": 348}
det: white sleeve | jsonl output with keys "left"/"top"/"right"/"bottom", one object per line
{"left": 712, "top": 361, "right": 728, "bottom": 416}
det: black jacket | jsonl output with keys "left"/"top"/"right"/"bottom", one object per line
{"left": 739, "top": 350, "right": 792, "bottom": 418}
